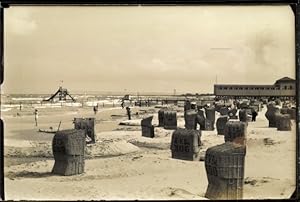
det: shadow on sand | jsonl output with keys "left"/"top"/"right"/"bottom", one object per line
{"left": 6, "top": 171, "right": 53, "bottom": 179}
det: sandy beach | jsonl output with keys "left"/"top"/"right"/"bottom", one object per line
{"left": 2, "top": 5, "right": 297, "bottom": 201}
{"left": 2, "top": 104, "right": 296, "bottom": 200}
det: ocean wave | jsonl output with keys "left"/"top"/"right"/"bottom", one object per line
{"left": 11, "top": 98, "right": 45, "bottom": 101}
{"left": 1, "top": 108, "right": 12, "bottom": 112}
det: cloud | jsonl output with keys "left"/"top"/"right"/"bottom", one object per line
{"left": 245, "top": 30, "right": 277, "bottom": 65}
{"left": 151, "top": 58, "right": 169, "bottom": 71}
{"left": 5, "top": 8, "right": 37, "bottom": 35}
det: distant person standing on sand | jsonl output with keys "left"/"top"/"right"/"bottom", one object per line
{"left": 34, "top": 109, "right": 38, "bottom": 126}
{"left": 19, "top": 102, "right": 22, "bottom": 111}
{"left": 251, "top": 109, "right": 258, "bottom": 122}
{"left": 126, "top": 106, "right": 131, "bottom": 120}
{"left": 93, "top": 105, "right": 98, "bottom": 115}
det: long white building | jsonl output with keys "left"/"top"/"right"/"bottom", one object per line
{"left": 214, "top": 77, "right": 296, "bottom": 98}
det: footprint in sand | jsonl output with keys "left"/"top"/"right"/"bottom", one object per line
{"left": 161, "top": 187, "right": 197, "bottom": 198}
{"left": 244, "top": 177, "right": 280, "bottom": 186}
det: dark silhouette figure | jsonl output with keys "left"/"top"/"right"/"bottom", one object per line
{"left": 93, "top": 105, "right": 98, "bottom": 115}
{"left": 126, "top": 107, "right": 131, "bottom": 120}
{"left": 251, "top": 109, "right": 258, "bottom": 122}
{"left": 34, "top": 109, "right": 38, "bottom": 126}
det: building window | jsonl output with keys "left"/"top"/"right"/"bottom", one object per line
{"left": 239, "top": 87, "right": 243, "bottom": 90}
{"left": 271, "top": 87, "right": 275, "bottom": 90}
{"left": 255, "top": 87, "right": 259, "bottom": 90}
{"left": 245, "top": 87, "right": 248, "bottom": 90}
{"left": 289, "top": 85, "right": 293, "bottom": 90}
{"left": 229, "top": 87, "right": 233, "bottom": 90}
{"left": 224, "top": 87, "right": 228, "bottom": 90}
{"left": 284, "top": 86, "right": 287, "bottom": 90}
{"left": 219, "top": 87, "right": 223, "bottom": 90}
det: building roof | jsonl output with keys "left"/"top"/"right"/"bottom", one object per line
{"left": 214, "top": 84, "right": 274, "bottom": 87}
{"left": 215, "top": 77, "right": 295, "bottom": 86}
{"left": 275, "top": 77, "right": 295, "bottom": 84}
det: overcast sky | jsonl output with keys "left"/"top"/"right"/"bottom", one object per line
{"left": 2, "top": 5, "right": 295, "bottom": 94}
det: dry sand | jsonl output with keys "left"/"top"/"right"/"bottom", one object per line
{"left": 2, "top": 104, "right": 296, "bottom": 200}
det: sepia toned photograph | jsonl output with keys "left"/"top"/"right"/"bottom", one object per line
{"left": 1, "top": 5, "right": 297, "bottom": 200}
